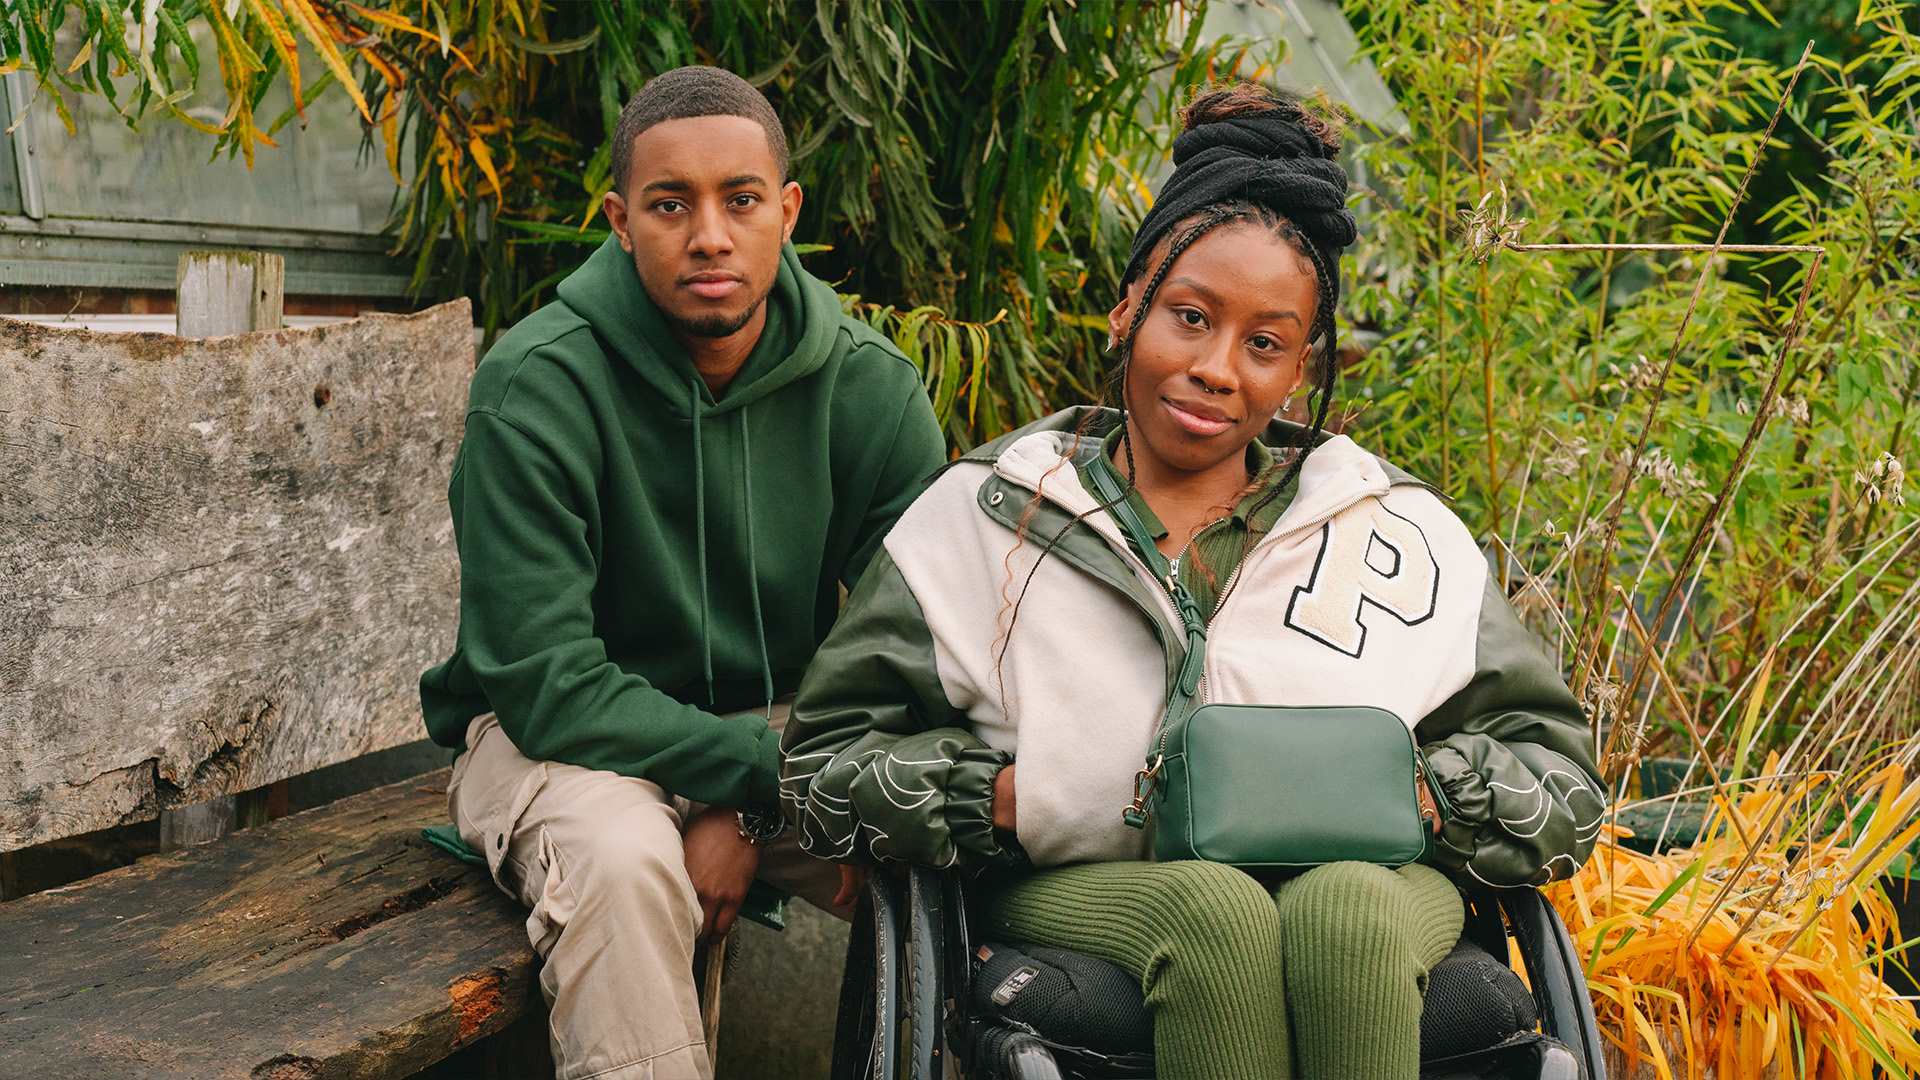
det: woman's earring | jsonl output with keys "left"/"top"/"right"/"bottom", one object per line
{"left": 1106, "top": 334, "right": 1118, "bottom": 353}
{"left": 1282, "top": 393, "right": 1297, "bottom": 413}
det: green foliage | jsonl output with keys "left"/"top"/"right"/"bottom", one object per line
{"left": 487, "top": 0, "right": 1261, "bottom": 448}
{"left": 16, "top": 0, "right": 1917, "bottom": 772}
{"left": 1344, "top": 0, "right": 1920, "bottom": 773}
{"left": 4, "top": 1, "right": 1267, "bottom": 448}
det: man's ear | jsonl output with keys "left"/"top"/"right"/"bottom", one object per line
{"left": 779, "top": 181, "right": 804, "bottom": 244}
{"left": 602, "top": 191, "right": 634, "bottom": 253}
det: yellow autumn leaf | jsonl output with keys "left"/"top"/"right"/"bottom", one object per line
{"left": 244, "top": 0, "right": 303, "bottom": 114}
{"left": 280, "top": 0, "right": 372, "bottom": 122}
{"left": 344, "top": 2, "right": 477, "bottom": 72}
{"left": 470, "top": 136, "right": 503, "bottom": 202}
{"left": 381, "top": 91, "right": 402, "bottom": 184}
{"left": 64, "top": 37, "right": 95, "bottom": 75}
{"left": 1546, "top": 762, "right": 1920, "bottom": 1079}
{"left": 1728, "top": 648, "right": 1773, "bottom": 782}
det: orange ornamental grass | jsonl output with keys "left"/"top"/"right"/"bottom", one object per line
{"left": 1544, "top": 756, "right": 1920, "bottom": 1080}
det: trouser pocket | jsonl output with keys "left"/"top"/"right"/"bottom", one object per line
{"left": 450, "top": 713, "right": 551, "bottom": 898}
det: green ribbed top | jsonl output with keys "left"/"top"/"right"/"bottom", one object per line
{"left": 1080, "top": 427, "right": 1297, "bottom": 618}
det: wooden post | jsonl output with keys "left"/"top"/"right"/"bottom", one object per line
{"left": 159, "top": 251, "right": 288, "bottom": 850}
{"left": 698, "top": 934, "right": 728, "bottom": 1060}
{"left": 175, "top": 250, "right": 285, "bottom": 337}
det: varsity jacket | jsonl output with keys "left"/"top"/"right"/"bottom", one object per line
{"left": 780, "top": 408, "right": 1605, "bottom": 888}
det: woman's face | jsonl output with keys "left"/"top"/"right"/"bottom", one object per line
{"left": 1108, "top": 222, "right": 1318, "bottom": 477}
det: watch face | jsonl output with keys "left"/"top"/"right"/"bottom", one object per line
{"left": 739, "top": 809, "right": 784, "bottom": 842}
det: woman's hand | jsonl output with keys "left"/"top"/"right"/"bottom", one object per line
{"left": 992, "top": 763, "right": 1017, "bottom": 833}
{"left": 831, "top": 864, "right": 868, "bottom": 911}
{"left": 1417, "top": 777, "right": 1442, "bottom": 834}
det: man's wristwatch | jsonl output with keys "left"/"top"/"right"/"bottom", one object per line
{"left": 736, "top": 806, "right": 786, "bottom": 846}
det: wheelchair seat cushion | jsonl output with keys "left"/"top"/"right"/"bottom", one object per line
{"left": 972, "top": 941, "right": 1153, "bottom": 1056}
{"left": 974, "top": 936, "right": 1538, "bottom": 1069}
{"left": 1419, "top": 939, "right": 1539, "bottom": 1062}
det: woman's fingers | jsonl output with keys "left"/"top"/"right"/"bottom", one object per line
{"left": 832, "top": 863, "right": 868, "bottom": 909}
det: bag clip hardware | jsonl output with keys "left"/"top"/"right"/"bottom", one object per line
{"left": 1122, "top": 754, "right": 1165, "bottom": 829}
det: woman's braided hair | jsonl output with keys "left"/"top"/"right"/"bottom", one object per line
{"left": 1111, "top": 83, "right": 1353, "bottom": 504}
{"left": 990, "top": 83, "right": 1356, "bottom": 695}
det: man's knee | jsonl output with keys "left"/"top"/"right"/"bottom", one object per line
{"left": 564, "top": 817, "right": 698, "bottom": 923}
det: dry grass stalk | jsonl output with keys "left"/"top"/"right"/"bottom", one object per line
{"left": 1548, "top": 758, "right": 1920, "bottom": 1080}
{"left": 1563, "top": 42, "right": 1817, "bottom": 706}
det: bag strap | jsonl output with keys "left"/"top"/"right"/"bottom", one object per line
{"left": 1084, "top": 459, "right": 1207, "bottom": 829}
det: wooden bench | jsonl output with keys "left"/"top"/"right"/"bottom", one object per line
{"left": 0, "top": 282, "right": 552, "bottom": 1076}
{"left": 0, "top": 771, "right": 537, "bottom": 1078}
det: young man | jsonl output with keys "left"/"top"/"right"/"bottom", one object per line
{"left": 419, "top": 66, "right": 945, "bottom": 1079}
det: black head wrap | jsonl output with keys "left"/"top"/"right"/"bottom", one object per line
{"left": 1122, "top": 106, "right": 1358, "bottom": 335}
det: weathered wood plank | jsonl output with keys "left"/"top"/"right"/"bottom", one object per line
{"left": 0, "top": 770, "right": 539, "bottom": 1079}
{"left": 0, "top": 302, "right": 471, "bottom": 850}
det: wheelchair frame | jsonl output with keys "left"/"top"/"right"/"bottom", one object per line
{"left": 830, "top": 866, "right": 1609, "bottom": 1080}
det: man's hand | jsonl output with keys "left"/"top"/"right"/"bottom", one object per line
{"left": 992, "top": 763, "right": 1017, "bottom": 834}
{"left": 684, "top": 806, "right": 762, "bottom": 940}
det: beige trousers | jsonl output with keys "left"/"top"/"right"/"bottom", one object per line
{"left": 447, "top": 709, "right": 844, "bottom": 1080}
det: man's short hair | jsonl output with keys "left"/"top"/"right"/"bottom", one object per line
{"left": 611, "top": 66, "right": 791, "bottom": 196}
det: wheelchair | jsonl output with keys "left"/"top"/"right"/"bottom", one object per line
{"left": 829, "top": 865, "right": 1608, "bottom": 1080}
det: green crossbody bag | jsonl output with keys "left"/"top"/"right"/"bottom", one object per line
{"left": 1087, "top": 463, "right": 1445, "bottom": 871}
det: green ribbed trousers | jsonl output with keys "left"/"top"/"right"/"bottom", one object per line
{"left": 983, "top": 860, "right": 1465, "bottom": 1080}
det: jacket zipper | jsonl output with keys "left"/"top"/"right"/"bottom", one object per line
{"left": 1145, "top": 527, "right": 1237, "bottom": 772}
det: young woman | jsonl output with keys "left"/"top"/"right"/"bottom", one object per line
{"left": 779, "top": 84, "right": 1604, "bottom": 1080}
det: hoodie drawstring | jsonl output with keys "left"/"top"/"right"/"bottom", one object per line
{"left": 739, "top": 408, "right": 776, "bottom": 719}
{"left": 689, "top": 379, "right": 776, "bottom": 717}
{"left": 691, "top": 381, "right": 715, "bottom": 706}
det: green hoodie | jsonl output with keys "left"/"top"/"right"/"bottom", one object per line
{"left": 420, "top": 236, "right": 945, "bottom": 811}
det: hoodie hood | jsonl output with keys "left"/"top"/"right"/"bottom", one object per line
{"left": 549, "top": 234, "right": 848, "bottom": 711}
{"left": 554, "top": 234, "right": 841, "bottom": 417}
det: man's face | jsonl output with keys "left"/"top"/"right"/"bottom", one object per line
{"left": 602, "top": 115, "right": 803, "bottom": 340}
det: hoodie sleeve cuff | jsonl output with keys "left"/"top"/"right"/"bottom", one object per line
{"left": 944, "top": 751, "right": 1028, "bottom": 872}
{"left": 748, "top": 722, "right": 784, "bottom": 812}
{"left": 1422, "top": 744, "right": 1487, "bottom": 870}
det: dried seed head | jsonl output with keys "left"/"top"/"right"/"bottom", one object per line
{"left": 1638, "top": 447, "right": 1705, "bottom": 499}
{"left": 1458, "top": 180, "right": 1529, "bottom": 263}
{"left": 1544, "top": 435, "right": 1591, "bottom": 477}
{"left": 1854, "top": 452, "right": 1907, "bottom": 505}
{"left": 1625, "top": 353, "right": 1662, "bottom": 392}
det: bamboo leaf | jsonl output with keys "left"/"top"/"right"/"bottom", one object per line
{"left": 280, "top": 0, "right": 371, "bottom": 122}
{"left": 63, "top": 36, "right": 94, "bottom": 76}
{"left": 344, "top": 3, "right": 478, "bottom": 71}
{"left": 266, "top": 68, "right": 335, "bottom": 135}
{"left": 501, "top": 25, "right": 601, "bottom": 57}
{"left": 470, "top": 136, "right": 503, "bottom": 202}
{"left": 1729, "top": 649, "right": 1774, "bottom": 783}
{"left": 244, "top": 0, "right": 303, "bottom": 114}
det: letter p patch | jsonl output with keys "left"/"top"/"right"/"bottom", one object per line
{"left": 1284, "top": 501, "right": 1439, "bottom": 657}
